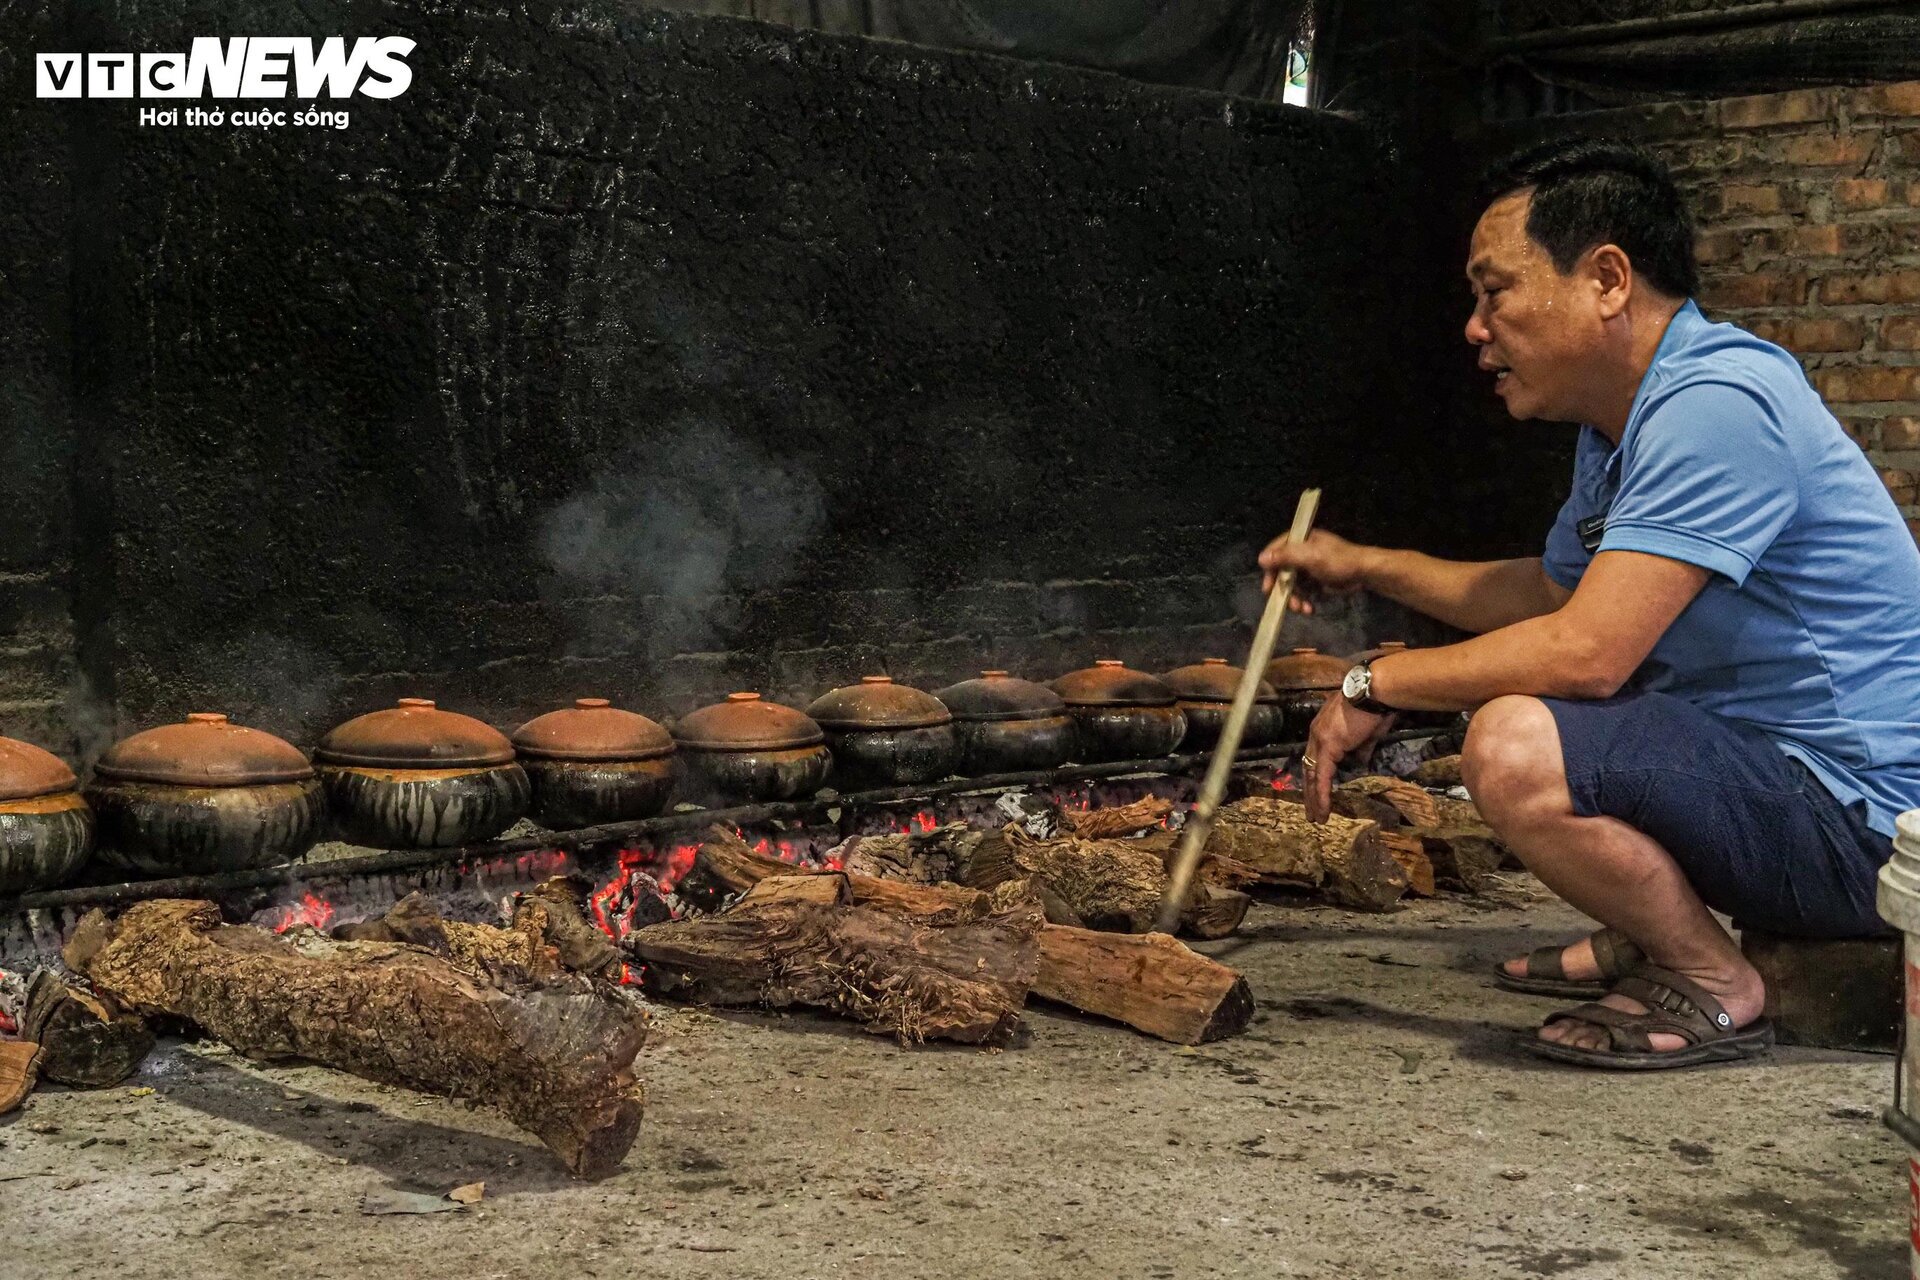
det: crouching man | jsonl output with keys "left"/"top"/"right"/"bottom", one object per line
{"left": 1260, "top": 137, "right": 1920, "bottom": 1069}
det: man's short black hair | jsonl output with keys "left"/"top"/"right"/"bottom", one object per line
{"left": 1480, "top": 137, "right": 1699, "bottom": 300}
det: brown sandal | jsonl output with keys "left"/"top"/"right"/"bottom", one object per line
{"left": 1491, "top": 926, "right": 1644, "bottom": 998}
{"left": 1527, "top": 965, "right": 1774, "bottom": 1070}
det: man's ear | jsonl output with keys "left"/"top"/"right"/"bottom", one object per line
{"left": 1589, "top": 243, "right": 1633, "bottom": 320}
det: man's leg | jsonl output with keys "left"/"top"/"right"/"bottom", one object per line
{"left": 1460, "top": 695, "right": 1765, "bottom": 1051}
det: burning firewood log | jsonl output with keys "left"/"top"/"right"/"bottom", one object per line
{"left": 679, "top": 827, "right": 997, "bottom": 924}
{"left": 625, "top": 885, "right": 1043, "bottom": 1046}
{"left": 835, "top": 823, "right": 987, "bottom": 885}
{"left": 1203, "top": 797, "right": 1409, "bottom": 912}
{"left": 331, "top": 891, "right": 562, "bottom": 987}
{"left": 1059, "top": 795, "right": 1174, "bottom": 840}
{"left": 512, "top": 876, "right": 627, "bottom": 982}
{"left": 958, "top": 827, "right": 1247, "bottom": 937}
{"left": 64, "top": 899, "right": 648, "bottom": 1179}
{"left": 669, "top": 829, "right": 1253, "bottom": 1044}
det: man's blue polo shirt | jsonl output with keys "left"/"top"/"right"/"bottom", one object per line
{"left": 1544, "top": 299, "right": 1920, "bottom": 838}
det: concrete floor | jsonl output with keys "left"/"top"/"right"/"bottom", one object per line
{"left": 0, "top": 877, "right": 1905, "bottom": 1280}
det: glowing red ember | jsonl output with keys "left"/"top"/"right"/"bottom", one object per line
{"left": 271, "top": 891, "right": 336, "bottom": 933}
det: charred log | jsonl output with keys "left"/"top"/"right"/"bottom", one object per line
{"left": 959, "top": 827, "right": 1224, "bottom": 934}
{"left": 626, "top": 895, "right": 1042, "bottom": 1046}
{"left": 835, "top": 823, "right": 987, "bottom": 885}
{"left": 514, "top": 876, "right": 626, "bottom": 981}
{"left": 66, "top": 899, "right": 647, "bottom": 1178}
{"left": 20, "top": 969, "right": 154, "bottom": 1088}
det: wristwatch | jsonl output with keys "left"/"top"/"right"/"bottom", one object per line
{"left": 1341, "top": 660, "right": 1394, "bottom": 716}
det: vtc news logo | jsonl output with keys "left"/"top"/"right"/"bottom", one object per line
{"left": 36, "top": 37, "right": 415, "bottom": 98}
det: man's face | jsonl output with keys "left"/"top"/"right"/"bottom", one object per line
{"left": 1464, "top": 191, "right": 1607, "bottom": 422}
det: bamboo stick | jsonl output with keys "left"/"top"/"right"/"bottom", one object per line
{"left": 1154, "top": 488, "right": 1321, "bottom": 933}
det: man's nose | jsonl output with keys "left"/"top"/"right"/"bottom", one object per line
{"left": 1464, "top": 305, "right": 1491, "bottom": 346}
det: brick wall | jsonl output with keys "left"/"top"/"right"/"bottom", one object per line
{"left": 1497, "top": 82, "right": 1920, "bottom": 538}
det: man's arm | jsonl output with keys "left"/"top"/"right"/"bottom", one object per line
{"left": 1299, "top": 550, "right": 1708, "bottom": 820}
{"left": 1361, "top": 548, "right": 1569, "bottom": 634}
{"left": 1258, "top": 529, "right": 1570, "bottom": 634}
{"left": 1366, "top": 550, "right": 1710, "bottom": 711}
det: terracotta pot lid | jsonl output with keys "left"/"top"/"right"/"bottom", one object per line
{"left": 1162, "top": 658, "right": 1279, "bottom": 705}
{"left": 1264, "top": 646, "right": 1351, "bottom": 692}
{"left": 315, "top": 699, "right": 515, "bottom": 768}
{"left": 1048, "top": 660, "right": 1176, "bottom": 708}
{"left": 93, "top": 714, "right": 315, "bottom": 787}
{"left": 934, "top": 670, "right": 1066, "bottom": 723}
{"left": 0, "top": 736, "right": 79, "bottom": 802}
{"left": 807, "top": 676, "right": 952, "bottom": 731}
{"left": 1346, "top": 640, "right": 1411, "bottom": 664}
{"left": 512, "top": 698, "right": 676, "bottom": 763}
{"left": 673, "top": 693, "right": 824, "bottom": 752}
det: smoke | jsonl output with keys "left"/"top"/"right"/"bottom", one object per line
{"left": 538, "top": 420, "right": 827, "bottom": 658}
{"left": 210, "top": 633, "right": 347, "bottom": 743}
{"left": 62, "top": 670, "right": 122, "bottom": 770}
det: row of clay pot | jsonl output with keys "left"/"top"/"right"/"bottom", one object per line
{"left": 0, "top": 645, "right": 1391, "bottom": 894}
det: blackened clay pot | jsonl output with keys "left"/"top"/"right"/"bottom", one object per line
{"left": 933, "top": 671, "right": 1073, "bottom": 775}
{"left": 806, "top": 677, "right": 958, "bottom": 789}
{"left": 0, "top": 737, "right": 94, "bottom": 894}
{"left": 86, "top": 714, "right": 323, "bottom": 877}
{"left": 1048, "top": 661, "right": 1187, "bottom": 763}
{"left": 315, "top": 699, "right": 528, "bottom": 849}
{"left": 671, "top": 693, "right": 832, "bottom": 805}
{"left": 512, "top": 698, "right": 677, "bottom": 830}
{"left": 1162, "top": 658, "right": 1287, "bottom": 751}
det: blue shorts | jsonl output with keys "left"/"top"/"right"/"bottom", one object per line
{"left": 1541, "top": 692, "right": 1893, "bottom": 938}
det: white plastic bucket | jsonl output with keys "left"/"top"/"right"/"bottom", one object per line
{"left": 1876, "top": 810, "right": 1920, "bottom": 1277}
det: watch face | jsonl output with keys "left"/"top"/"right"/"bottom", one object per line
{"left": 1342, "top": 664, "right": 1368, "bottom": 700}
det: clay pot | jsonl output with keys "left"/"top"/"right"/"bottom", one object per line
{"left": 512, "top": 698, "right": 677, "bottom": 830}
{"left": 314, "top": 699, "right": 529, "bottom": 849}
{"left": 671, "top": 693, "right": 833, "bottom": 805}
{"left": 933, "top": 670, "right": 1073, "bottom": 775}
{"left": 1263, "top": 646, "right": 1351, "bottom": 738}
{"left": 1047, "top": 661, "right": 1187, "bottom": 763}
{"left": 86, "top": 714, "right": 324, "bottom": 877}
{"left": 806, "top": 677, "right": 959, "bottom": 789}
{"left": 1160, "top": 658, "right": 1287, "bottom": 751}
{"left": 0, "top": 737, "right": 93, "bottom": 895}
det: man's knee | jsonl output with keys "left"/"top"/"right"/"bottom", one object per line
{"left": 1460, "top": 695, "right": 1568, "bottom": 819}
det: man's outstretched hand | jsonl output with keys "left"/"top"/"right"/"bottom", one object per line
{"left": 1257, "top": 529, "right": 1373, "bottom": 610}
{"left": 1302, "top": 693, "right": 1396, "bottom": 822}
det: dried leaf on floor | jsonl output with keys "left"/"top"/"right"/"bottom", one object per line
{"left": 360, "top": 1190, "right": 467, "bottom": 1216}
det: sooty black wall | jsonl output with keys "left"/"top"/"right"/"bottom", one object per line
{"left": 8, "top": 2, "right": 1565, "bottom": 756}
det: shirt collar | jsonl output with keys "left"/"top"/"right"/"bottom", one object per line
{"left": 1601, "top": 298, "right": 1704, "bottom": 479}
